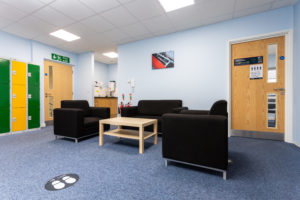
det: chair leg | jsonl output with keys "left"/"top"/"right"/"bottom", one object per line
{"left": 75, "top": 139, "right": 78, "bottom": 143}
{"left": 223, "top": 171, "right": 227, "bottom": 180}
{"left": 165, "top": 159, "right": 168, "bottom": 167}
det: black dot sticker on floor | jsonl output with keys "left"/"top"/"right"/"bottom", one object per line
{"left": 45, "top": 174, "right": 79, "bottom": 191}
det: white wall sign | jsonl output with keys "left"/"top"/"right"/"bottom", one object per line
{"left": 250, "top": 64, "right": 263, "bottom": 80}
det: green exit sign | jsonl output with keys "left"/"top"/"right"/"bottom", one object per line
{"left": 51, "top": 53, "right": 70, "bottom": 63}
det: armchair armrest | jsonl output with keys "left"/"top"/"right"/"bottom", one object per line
{"left": 121, "top": 106, "right": 138, "bottom": 117}
{"left": 162, "top": 113, "right": 228, "bottom": 171}
{"left": 90, "top": 107, "right": 110, "bottom": 119}
{"left": 172, "top": 107, "right": 188, "bottom": 113}
{"left": 54, "top": 108, "right": 84, "bottom": 138}
{"left": 180, "top": 110, "right": 210, "bottom": 115}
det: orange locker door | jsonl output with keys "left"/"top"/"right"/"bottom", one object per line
{"left": 12, "top": 61, "right": 26, "bottom": 85}
{"left": 12, "top": 108, "right": 26, "bottom": 132}
{"left": 12, "top": 85, "right": 26, "bottom": 108}
{"left": 12, "top": 61, "right": 27, "bottom": 132}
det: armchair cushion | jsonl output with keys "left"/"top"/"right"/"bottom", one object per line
{"left": 137, "top": 100, "right": 182, "bottom": 116}
{"left": 209, "top": 100, "right": 227, "bottom": 117}
{"left": 90, "top": 107, "right": 110, "bottom": 119}
{"left": 61, "top": 100, "right": 90, "bottom": 117}
{"left": 121, "top": 106, "right": 138, "bottom": 117}
{"left": 180, "top": 110, "right": 209, "bottom": 115}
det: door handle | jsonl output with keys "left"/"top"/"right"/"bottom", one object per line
{"left": 274, "top": 88, "right": 285, "bottom": 91}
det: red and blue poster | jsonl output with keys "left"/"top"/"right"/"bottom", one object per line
{"left": 152, "top": 51, "right": 174, "bottom": 69}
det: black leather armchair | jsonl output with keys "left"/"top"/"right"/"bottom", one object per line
{"left": 54, "top": 100, "right": 110, "bottom": 143}
{"left": 162, "top": 100, "right": 228, "bottom": 179}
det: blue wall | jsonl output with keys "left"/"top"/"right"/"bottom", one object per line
{"left": 294, "top": 1, "right": 300, "bottom": 146}
{"left": 118, "top": 7, "right": 294, "bottom": 109}
{"left": 75, "top": 52, "right": 94, "bottom": 106}
{"left": 107, "top": 63, "right": 118, "bottom": 82}
{"left": 94, "top": 61, "right": 108, "bottom": 86}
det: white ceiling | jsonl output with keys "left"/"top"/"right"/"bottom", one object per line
{"left": 0, "top": 0, "right": 298, "bottom": 64}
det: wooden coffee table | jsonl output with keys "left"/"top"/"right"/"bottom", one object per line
{"left": 99, "top": 117, "right": 158, "bottom": 154}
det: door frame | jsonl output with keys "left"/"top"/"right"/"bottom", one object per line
{"left": 42, "top": 59, "right": 75, "bottom": 126}
{"left": 227, "top": 29, "right": 293, "bottom": 143}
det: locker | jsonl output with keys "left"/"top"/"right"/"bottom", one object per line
{"left": 0, "top": 59, "right": 10, "bottom": 83}
{"left": 28, "top": 64, "right": 39, "bottom": 88}
{"left": 0, "top": 84, "right": 10, "bottom": 107}
{"left": 28, "top": 105, "right": 40, "bottom": 129}
{"left": 12, "top": 108, "right": 26, "bottom": 132}
{"left": 0, "top": 59, "right": 10, "bottom": 133}
{"left": 12, "top": 61, "right": 26, "bottom": 85}
{"left": 12, "top": 85, "right": 26, "bottom": 108}
{"left": 0, "top": 108, "right": 10, "bottom": 133}
{"left": 28, "top": 64, "right": 40, "bottom": 129}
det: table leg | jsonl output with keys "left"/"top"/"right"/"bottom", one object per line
{"left": 99, "top": 122, "right": 104, "bottom": 146}
{"left": 139, "top": 125, "right": 144, "bottom": 154}
{"left": 154, "top": 121, "right": 158, "bottom": 145}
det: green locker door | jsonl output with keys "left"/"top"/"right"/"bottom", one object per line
{"left": 0, "top": 59, "right": 10, "bottom": 133}
{"left": 28, "top": 64, "right": 40, "bottom": 129}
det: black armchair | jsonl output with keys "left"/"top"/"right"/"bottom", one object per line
{"left": 162, "top": 100, "right": 228, "bottom": 179}
{"left": 54, "top": 100, "right": 110, "bottom": 143}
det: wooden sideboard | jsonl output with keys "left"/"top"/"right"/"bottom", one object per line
{"left": 94, "top": 97, "right": 118, "bottom": 118}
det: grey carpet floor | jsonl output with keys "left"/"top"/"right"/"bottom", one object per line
{"left": 0, "top": 126, "right": 300, "bottom": 200}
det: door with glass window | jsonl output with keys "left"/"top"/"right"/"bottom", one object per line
{"left": 231, "top": 36, "right": 285, "bottom": 136}
{"left": 44, "top": 60, "right": 73, "bottom": 122}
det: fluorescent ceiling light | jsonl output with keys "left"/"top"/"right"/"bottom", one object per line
{"left": 158, "top": 0, "right": 195, "bottom": 12}
{"left": 50, "top": 29, "right": 80, "bottom": 42}
{"left": 103, "top": 52, "right": 118, "bottom": 58}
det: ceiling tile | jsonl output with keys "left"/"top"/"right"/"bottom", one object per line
{"left": 3, "top": 23, "right": 40, "bottom": 39}
{"left": 1, "top": 0, "right": 46, "bottom": 13}
{"left": 0, "top": 17, "right": 14, "bottom": 29}
{"left": 34, "top": 34, "right": 65, "bottom": 46}
{"left": 0, "top": 3, "right": 27, "bottom": 21}
{"left": 235, "top": 0, "right": 275, "bottom": 11}
{"left": 101, "top": 6, "right": 137, "bottom": 27}
{"left": 50, "top": 0, "right": 95, "bottom": 21}
{"left": 133, "top": 32, "right": 154, "bottom": 41}
{"left": 79, "top": 0, "right": 120, "bottom": 13}
{"left": 4, "top": 16, "right": 57, "bottom": 39}
{"left": 271, "top": 0, "right": 296, "bottom": 9}
{"left": 125, "top": 0, "right": 165, "bottom": 20}
{"left": 117, "top": 0, "right": 135, "bottom": 4}
{"left": 142, "top": 14, "right": 174, "bottom": 33}
{"left": 80, "top": 15, "right": 115, "bottom": 33}
{"left": 103, "top": 28, "right": 132, "bottom": 42}
{"left": 234, "top": 3, "right": 273, "bottom": 18}
{"left": 119, "top": 22, "right": 150, "bottom": 37}
{"left": 18, "top": 16, "right": 56, "bottom": 34}
{"left": 33, "top": 7, "right": 74, "bottom": 27}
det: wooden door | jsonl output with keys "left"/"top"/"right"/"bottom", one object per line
{"left": 44, "top": 60, "right": 73, "bottom": 122}
{"left": 231, "top": 36, "right": 285, "bottom": 133}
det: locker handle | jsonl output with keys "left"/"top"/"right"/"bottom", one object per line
{"left": 13, "top": 94, "right": 16, "bottom": 98}
{"left": 13, "top": 117, "right": 16, "bottom": 122}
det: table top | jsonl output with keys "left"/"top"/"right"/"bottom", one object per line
{"left": 100, "top": 117, "right": 157, "bottom": 127}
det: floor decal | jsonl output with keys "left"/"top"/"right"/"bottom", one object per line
{"left": 45, "top": 174, "right": 79, "bottom": 191}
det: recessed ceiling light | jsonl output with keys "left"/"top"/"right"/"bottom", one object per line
{"left": 50, "top": 29, "right": 80, "bottom": 42}
{"left": 103, "top": 52, "right": 118, "bottom": 58}
{"left": 158, "top": 0, "right": 195, "bottom": 12}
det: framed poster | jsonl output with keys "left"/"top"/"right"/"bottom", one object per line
{"left": 152, "top": 51, "right": 174, "bottom": 69}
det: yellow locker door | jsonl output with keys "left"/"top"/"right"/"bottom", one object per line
{"left": 12, "top": 85, "right": 26, "bottom": 108}
{"left": 12, "top": 108, "right": 26, "bottom": 132}
{"left": 12, "top": 61, "right": 26, "bottom": 85}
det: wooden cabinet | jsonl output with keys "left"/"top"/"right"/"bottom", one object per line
{"left": 94, "top": 97, "right": 118, "bottom": 118}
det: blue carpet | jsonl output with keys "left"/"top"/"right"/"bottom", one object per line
{"left": 0, "top": 126, "right": 299, "bottom": 200}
